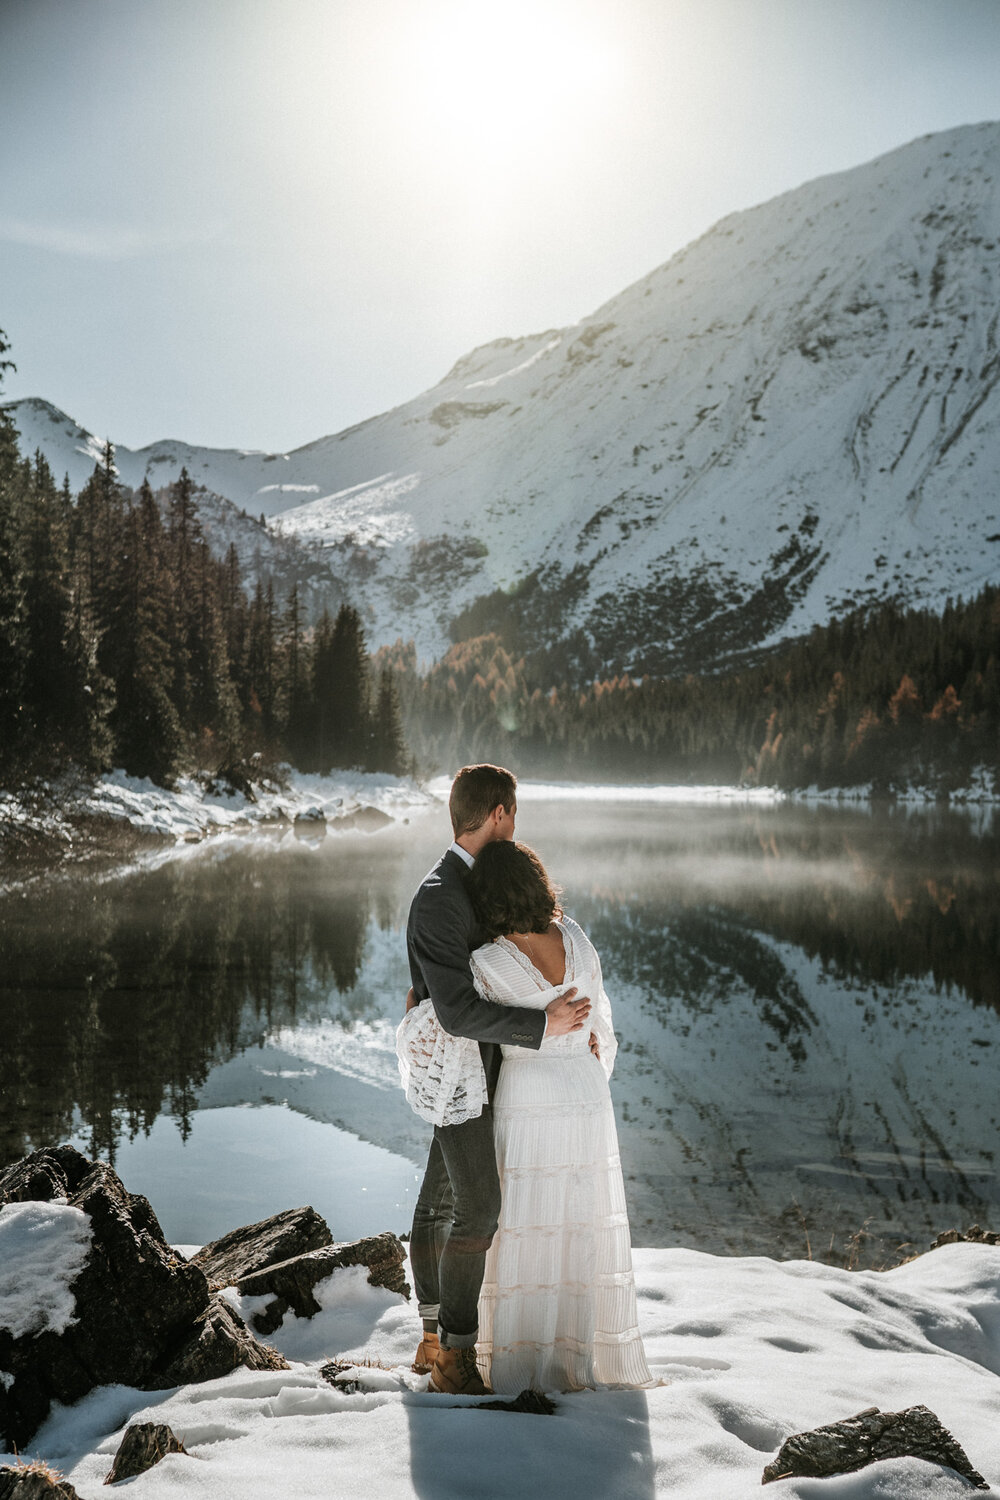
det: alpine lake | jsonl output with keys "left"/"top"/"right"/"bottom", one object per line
{"left": 2, "top": 786, "right": 999, "bottom": 1269}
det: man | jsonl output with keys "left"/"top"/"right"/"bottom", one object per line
{"left": 406, "top": 763, "right": 591, "bottom": 1395}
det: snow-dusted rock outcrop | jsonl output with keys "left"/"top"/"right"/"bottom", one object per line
{"left": 0, "top": 1147, "right": 286, "bottom": 1450}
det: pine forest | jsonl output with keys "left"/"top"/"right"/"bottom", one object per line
{"left": 0, "top": 394, "right": 407, "bottom": 788}
{"left": 378, "top": 589, "right": 1000, "bottom": 793}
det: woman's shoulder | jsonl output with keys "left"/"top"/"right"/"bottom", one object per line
{"left": 469, "top": 938, "right": 528, "bottom": 1004}
{"left": 556, "top": 913, "right": 601, "bottom": 971}
{"left": 556, "top": 912, "right": 589, "bottom": 944}
{"left": 471, "top": 937, "right": 507, "bottom": 971}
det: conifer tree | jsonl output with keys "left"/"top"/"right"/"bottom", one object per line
{"left": 74, "top": 441, "right": 125, "bottom": 631}
{"left": 110, "top": 482, "right": 184, "bottom": 781}
{"left": 310, "top": 608, "right": 337, "bottom": 773}
{"left": 327, "top": 603, "right": 371, "bottom": 769}
{"left": 186, "top": 530, "right": 240, "bottom": 763}
{"left": 165, "top": 466, "right": 201, "bottom": 723}
{"left": 0, "top": 408, "right": 27, "bottom": 771}
{"left": 61, "top": 562, "right": 114, "bottom": 771}
{"left": 371, "top": 667, "right": 407, "bottom": 774}
{"left": 281, "top": 584, "right": 312, "bottom": 767}
{"left": 22, "top": 452, "right": 84, "bottom": 750}
{"left": 241, "top": 577, "right": 279, "bottom": 756}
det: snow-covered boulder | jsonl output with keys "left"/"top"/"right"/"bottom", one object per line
{"left": 293, "top": 805, "right": 326, "bottom": 825}
{"left": 0, "top": 1147, "right": 285, "bottom": 1450}
{"left": 231, "top": 1233, "right": 410, "bottom": 1337}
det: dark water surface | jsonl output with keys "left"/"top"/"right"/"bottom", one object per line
{"left": 2, "top": 790, "right": 999, "bottom": 1266}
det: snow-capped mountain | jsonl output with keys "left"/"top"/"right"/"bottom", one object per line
{"left": 8, "top": 121, "right": 1000, "bottom": 671}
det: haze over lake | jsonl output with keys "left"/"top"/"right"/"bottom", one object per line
{"left": 2, "top": 787, "right": 997, "bottom": 1267}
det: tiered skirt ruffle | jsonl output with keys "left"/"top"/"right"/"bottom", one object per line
{"left": 478, "top": 1051, "right": 654, "bottom": 1394}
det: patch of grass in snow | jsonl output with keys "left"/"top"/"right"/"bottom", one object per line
{"left": 7, "top": 1454, "right": 67, "bottom": 1483}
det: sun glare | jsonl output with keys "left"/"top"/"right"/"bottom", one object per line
{"left": 403, "top": 0, "right": 621, "bottom": 165}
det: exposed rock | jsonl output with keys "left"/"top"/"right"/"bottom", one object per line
{"left": 0, "top": 1467, "right": 81, "bottom": 1500}
{"left": 340, "top": 805, "right": 394, "bottom": 833}
{"left": 0, "top": 1146, "right": 287, "bottom": 1450}
{"left": 150, "top": 1296, "right": 285, "bottom": 1386}
{"left": 205, "top": 761, "right": 257, "bottom": 803}
{"left": 104, "top": 1422, "right": 187, "bottom": 1484}
{"left": 293, "top": 806, "right": 326, "bottom": 826}
{"left": 930, "top": 1224, "right": 1000, "bottom": 1249}
{"left": 475, "top": 1390, "right": 557, "bottom": 1415}
{"left": 319, "top": 1358, "right": 365, "bottom": 1393}
{"left": 762, "top": 1404, "right": 989, "bottom": 1488}
{"left": 191, "top": 1206, "right": 332, "bottom": 1290}
{"left": 235, "top": 1233, "right": 410, "bottom": 1336}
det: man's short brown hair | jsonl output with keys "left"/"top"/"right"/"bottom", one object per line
{"left": 449, "top": 763, "right": 517, "bottom": 837}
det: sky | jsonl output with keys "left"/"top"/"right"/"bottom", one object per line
{"left": 2, "top": 0, "right": 1000, "bottom": 454}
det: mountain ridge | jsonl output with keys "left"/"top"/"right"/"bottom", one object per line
{"left": 7, "top": 119, "right": 1000, "bottom": 674}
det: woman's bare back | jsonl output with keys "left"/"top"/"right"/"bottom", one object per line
{"left": 503, "top": 923, "right": 566, "bottom": 986}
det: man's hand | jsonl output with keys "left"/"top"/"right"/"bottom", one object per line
{"left": 405, "top": 986, "right": 419, "bottom": 1014}
{"left": 589, "top": 1031, "right": 601, "bottom": 1060}
{"left": 544, "top": 986, "right": 591, "bottom": 1036}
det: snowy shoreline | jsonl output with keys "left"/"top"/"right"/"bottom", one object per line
{"left": 0, "top": 767, "right": 438, "bottom": 886}
{"left": 3, "top": 1240, "right": 998, "bottom": 1498}
{"left": 76, "top": 767, "right": 437, "bottom": 842}
{"left": 1, "top": 767, "right": 995, "bottom": 891}
{"left": 435, "top": 772, "right": 1000, "bottom": 810}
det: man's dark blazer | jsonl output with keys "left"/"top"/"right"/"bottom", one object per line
{"left": 406, "top": 848, "right": 546, "bottom": 1099}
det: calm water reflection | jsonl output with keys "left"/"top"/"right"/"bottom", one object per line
{"left": 1, "top": 793, "right": 998, "bottom": 1263}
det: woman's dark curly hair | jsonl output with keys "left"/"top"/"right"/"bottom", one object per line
{"left": 468, "top": 841, "right": 562, "bottom": 940}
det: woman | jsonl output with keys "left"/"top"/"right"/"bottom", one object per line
{"left": 465, "top": 840, "right": 654, "bottom": 1395}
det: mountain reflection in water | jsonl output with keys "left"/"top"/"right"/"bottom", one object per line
{"left": 1, "top": 796, "right": 997, "bottom": 1266}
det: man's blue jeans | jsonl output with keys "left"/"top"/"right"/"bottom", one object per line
{"left": 409, "top": 1106, "right": 501, "bottom": 1349}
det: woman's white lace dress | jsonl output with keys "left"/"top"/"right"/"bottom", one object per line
{"left": 470, "top": 915, "right": 654, "bottom": 1395}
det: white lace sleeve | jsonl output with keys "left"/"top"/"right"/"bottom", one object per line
{"left": 396, "top": 999, "right": 487, "bottom": 1127}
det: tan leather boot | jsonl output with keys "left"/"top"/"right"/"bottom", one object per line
{"left": 429, "top": 1345, "right": 490, "bottom": 1396}
{"left": 412, "top": 1331, "right": 440, "bottom": 1374}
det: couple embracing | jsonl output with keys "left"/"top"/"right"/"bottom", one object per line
{"left": 397, "top": 763, "right": 653, "bottom": 1397}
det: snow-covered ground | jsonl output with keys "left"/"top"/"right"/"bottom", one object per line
{"left": 448, "top": 777, "right": 786, "bottom": 806}
{"left": 791, "top": 764, "right": 999, "bottom": 806}
{"left": 436, "top": 775, "right": 999, "bottom": 811}
{"left": 81, "top": 768, "right": 435, "bottom": 842}
{"left": 4, "top": 1238, "right": 999, "bottom": 1498}
{"left": 0, "top": 768, "right": 437, "bottom": 883}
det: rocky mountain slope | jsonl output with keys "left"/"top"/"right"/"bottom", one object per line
{"left": 8, "top": 121, "right": 1000, "bottom": 673}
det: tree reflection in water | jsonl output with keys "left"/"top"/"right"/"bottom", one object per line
{"left": 537, "top": 800, "right": 1000, "bottom": 1268}
{"left": 1, "top": 800, "right": 997, "bottom": 1267}
{"left": 0, "top": 845, "right": 380, "bottom": 1165}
